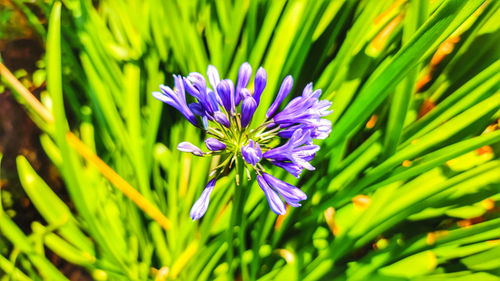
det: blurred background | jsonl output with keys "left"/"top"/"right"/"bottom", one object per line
{"left": 0, "top": 0, "right": 499, "bottom": 280}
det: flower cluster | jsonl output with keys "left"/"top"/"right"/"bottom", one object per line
{"left": 153, "top": 63, "right": 332, "bottom": 220}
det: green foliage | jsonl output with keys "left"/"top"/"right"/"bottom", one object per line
{"left": 1, "top": 0, "right": 499, "bottom": 280}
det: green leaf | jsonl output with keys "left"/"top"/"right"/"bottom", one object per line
{"left": 378, "top": 251, "right": 437, "bottom": 279}
{"left": 16, "top": 155, "right": 94, "bottom": 254}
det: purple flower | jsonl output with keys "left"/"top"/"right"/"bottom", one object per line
{"left": 177, "top": 142, "right": 204, "bottom": 156}
{"left": 241, "top": 140, "right": 262, "bottom": 166}
{"left": 190, "top": 179, "right": 216, "bottom": 220}
{"left": 241, "top": 95, "right": 258, "bottom": 128}
{"left": 153, "top": 75, "right": 198, "bottom": 126}
{"left": 154, "top": 63, "right": 332, "bottom": 218}
{"left": 253, "top": 67, "right": 267, "bottom": 104}
{"left": 235, "top": 62, "right": 252, "bottom": 105}
{"left": 263, "top": 129, "right": 319, "bottom": 171}
{"left": 205, "top": 138, "right": 226, "bottom": 151}
{"left": 257, "top": 175, "right": 286, "bottom": 215}
{"left": 262, "top": 173, "right": 307, "bottom": 207}
{"left": 266, "top": 75, "right": 294, "bottom": 118}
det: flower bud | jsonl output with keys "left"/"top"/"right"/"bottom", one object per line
{"left": 253, "top": 67, "right": 267, "bottom": 103}
{"left": 214, "top": 111, "right": 231, "bottom": 128}
{"left": 235, "top": 62, "right": 252, "bottom": 105}
{"left": 241, "top": 92, "right": 257, "bottom": 128}
{"left": 205, "top": 138, "right": 226, "bottom": 151}
{"left": 177, "top": 142, "right": 204, "bottom": 156}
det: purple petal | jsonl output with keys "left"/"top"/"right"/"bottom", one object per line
{"left": 153, "top": 91, "right": 173, "bottom": 104}
{"left": 183, "top": 77, "right": 201, "bottom": 99}
{"left": 207, "top": 65, "right": 224, "bottom": 106}
{"left": 188, "top": 103, "right": 204, "bottom": 116}
{"left": 316, "top": 100, "right": 333, "bottom": 117}
{"left": 214, "top": 111, "right": 231, "bottom": 128}
{"left": 188, "top": 73, "right": 207, "bottom": 92}
{"left": 310, "top": 89, "right": 322, "bottom": 99}
{"left": 262, "top": 173, "right": 307, "bottom": 207}
{"left": 291, "top": 129, "right": 314, "bottom": 146}
{"left": 241, "top": 139, "right": 262, "bottom": 166}
{"left": 207, "top": 89, "right": 220, "bottom": 112}
{"left": 217, "top": 79, "right": 235, "bottom": 114}
{"left": 311, "top": 119, "right": 332, "bottom": 139}
{"left": 202, "top": 115, "right": 209, "bottom": 130}
{"left": 205, "top": 138, "right": 226, "bottom": 151}
{"left": 270, "top": 82, "right": 332, "bottom": 135}
{"left": 270, "top": 161, "right": 303, "bottom": 178}
{"left": 177, "top": 142, "right": 204, "bottom": 156}
{"left": 253, "top": 67, "right": 267, "bottom": 104}
{"left": 240, "top": 88, "right": 252, "bottom": 99}
{"left": 264, "top": 129, "right": 319, "bottom": 171}
{"left": 302, "top": 83, "right": 313, "bottom": 98}
{"left": 241, "top": 95, "right": 257, "bottom": 128}
{"left": 257, "top": 175, "right": 286, "bottom": 215}
{"left": 190, "top": 179, "right": 216, "bottom": 220}
{"left": 266, "top": 75, "right": 293, "bottom": 119}
{"left": 292, "top": 155, "right": 316, "bottom": 171}
{"left": 278, "top": 124, "right": 310, "bottom": 138}
{"left": 184, "top": 73, "right": 218, "bottom": 115}
{"left": 207, "top": 65, "right": 220, "bottom": 92}
{"left": 235, "top": 62, "right": 252, "bottom": 105}
{"left": 154, "top": 77, "right": 198, "bottom": 127}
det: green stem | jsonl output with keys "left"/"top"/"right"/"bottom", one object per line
{"left": 238, "top": 179, "right": 250, "bottom": 281}
{"left": 227, "top": 157, "right": 246, "bottom": 279}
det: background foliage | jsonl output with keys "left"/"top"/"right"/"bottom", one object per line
{"left": 1, "top": 0, "right": 500, "bottom": 280}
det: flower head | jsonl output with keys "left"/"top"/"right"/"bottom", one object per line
{"left": 154, "top": 63, "right": 332, "bottom": 219}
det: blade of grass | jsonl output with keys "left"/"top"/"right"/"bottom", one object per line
{"left": 382, "top": 0, "right": 428, "bottom": 159}
{"left": 66, "top": 132, "right": 171, "bottom": 230}
{"left": 0, "top": 212, "right": 69, "bottom": 281}
{"left": 326, "top": 0, "right": 486, "bottom": 151}
{"left": 16, "top": 155, "right": 95, "bottom": 254}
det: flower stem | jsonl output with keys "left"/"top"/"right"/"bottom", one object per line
{"left": 238, "top": 184, "right": 250, "bottom": 281}
{"left": 227, "top": 158, "right": 247, "bottom": 280}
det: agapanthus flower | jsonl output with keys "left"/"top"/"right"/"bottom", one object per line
{"left": 154, "top": 63, "right": 332, "bottom": 220}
